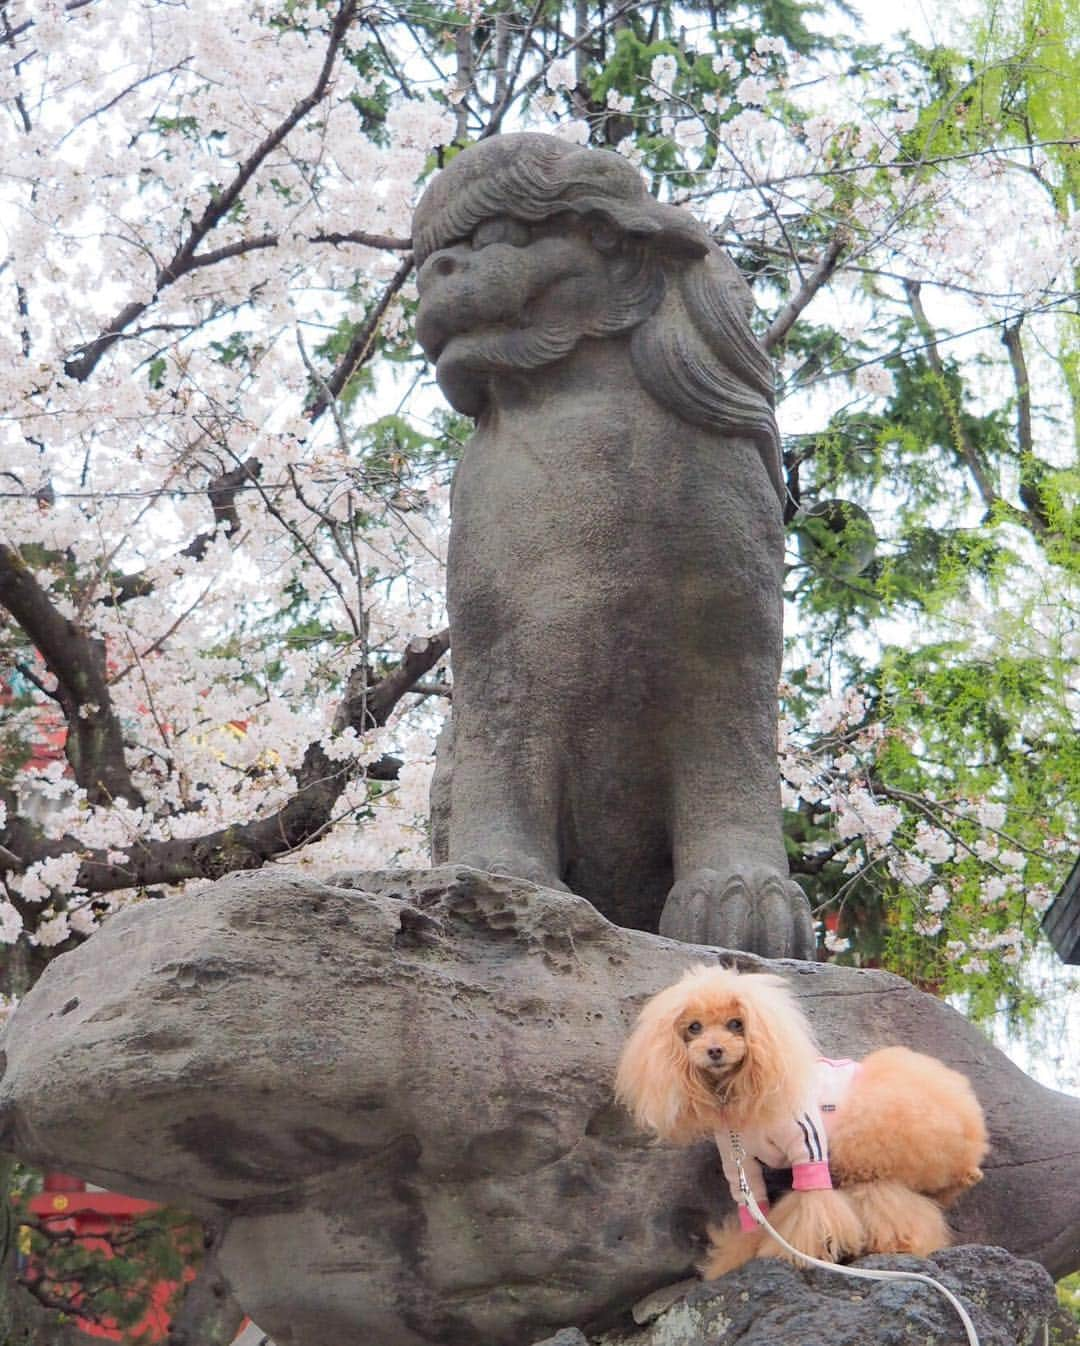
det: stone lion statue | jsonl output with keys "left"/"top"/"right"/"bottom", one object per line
{"left": 414, "top": 132, "right": 814, "bottom": 958}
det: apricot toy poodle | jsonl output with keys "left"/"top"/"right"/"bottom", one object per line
{"left": 614, "top": 965, "right": 988, "bottom": 1277}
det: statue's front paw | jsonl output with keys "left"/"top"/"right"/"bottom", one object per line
{"left": 454, "top": 852, "right": 570, "bottom": 893}
{"left": 659, "top": 871, "right": 814, "bottom": 960}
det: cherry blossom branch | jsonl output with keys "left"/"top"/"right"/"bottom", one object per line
{"left": 333, "top": 628, "right": 449, "bottom": 733}
{"left": 2, "top": 628, "right": 450, "bottom": 897}
{"left": 295, "top": 332, "right": 375, "bottom": 683}
{"left": 76, "top": 658, "right": 444, "bottom": 890}
{"left": 227, "top": 446, "right": 362, "bottom": 639}
{"left": 3, "top": 0, "right": 96, "bottom": 43}
{"left": 764, "top": 230, "right": 849, "bottom": 352}
{"left": 788, "top": 838, "right": 850, "bottom": 875}
{"left": 364, "top": 17, "right": 414, "bottom": 104}
{"left": 180, "top": 457, "right": 260, "bottom": 555}
{"left": 794, "top": 292, "right": 1078, "bottom": 395}
{"left": 81, "top": 238, "right": 402, "bottom": 608}
{"left": 63, "top": 0, "right": 360, "bottom": 383}
{"left": 102, "top": 458, "right": 261, "bottom": 606}
{"left": 715, "top": 233, "right": 1073, "bottom": 308}
{"left": 695, "top": 138, "right": 1080, "bottom": 194}
{"left": 166, "top": 226, "right": 412, "bottom": 275}
{"left": 106, "top": 579, "right": 217, "bottom": 685}
{"left": 0, "top": 542, "right": 144, "bottom": 806}
{"left": 55, "top": 60, "right": 194, "bottom": 148}
{"left": 307, "top": 254, "right": 414, "bottom": 422}
{"left": 480, "top": 0, "right": 637, "bottom": 139}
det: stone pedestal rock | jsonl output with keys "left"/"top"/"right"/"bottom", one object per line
{"left": 1, "top": 867, "right": 1077, "bottom": 1346}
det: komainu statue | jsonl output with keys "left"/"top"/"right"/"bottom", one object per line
{"left": 415, "top": 132, "right": 814, "bottom": 958}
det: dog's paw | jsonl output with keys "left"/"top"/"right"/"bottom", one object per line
{"left": 700, "top": 1217, "right": 764, "bottom": 1279}
{"left": 659, "top": 871, "right": 815, "bottom": 959}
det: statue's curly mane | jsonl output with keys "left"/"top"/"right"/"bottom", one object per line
{"left": 631, "top": 253, "right": 784, "bottom": 500}
{"left": 413, "top": 133, "right": 783, "bottom": 500}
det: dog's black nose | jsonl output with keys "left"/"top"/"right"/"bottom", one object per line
{"left": 707, "top": 1046, "right": 725, "bottom": 1062}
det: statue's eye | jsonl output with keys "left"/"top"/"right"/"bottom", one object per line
{"left": 685, "top": 1021, "right": 703, "bottom": 1036}
{"left": 726, "top": 1018, "right": 744, "bottom": 1034}
{"left": 472, "top": 218, "right": 531, "bottom": 250}
{"left": 589, "top": 221, "right": 620, "bottom": 253}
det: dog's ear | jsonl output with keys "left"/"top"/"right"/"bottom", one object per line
{"left": 614, "top": 987, "right": 699, "bottom": 1141}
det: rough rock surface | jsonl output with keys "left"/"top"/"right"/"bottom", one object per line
{"left": 551, "top": 1246, "right": 1057, "bottom": 1346}
{"left": 1, "top": 868, "right": 1078, "bottom": 1346}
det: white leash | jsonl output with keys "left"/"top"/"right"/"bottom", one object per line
{"left": 730, "top": 1131, "right": 981, "bottom": 1346}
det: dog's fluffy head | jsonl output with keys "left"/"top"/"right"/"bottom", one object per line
{"left": 614, "top": 966, "right": 819, "bottom": 1142}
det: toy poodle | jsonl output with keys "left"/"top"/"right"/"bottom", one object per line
{"left": 614, "top": 965, "right": 988, "bottom": 1277}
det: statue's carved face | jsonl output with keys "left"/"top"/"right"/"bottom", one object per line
{"left": 411, "top": 132, "right": 782, "bottom": 496}
{"left": 415, "top": 212, "right": 618, "bottom": 416}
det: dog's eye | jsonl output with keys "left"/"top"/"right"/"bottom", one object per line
{"left": 685, "top": 1021, "right": 703, "bottom": 1036}
{"left": 726, "top": 1018, "right": 744, "bottom": 1033}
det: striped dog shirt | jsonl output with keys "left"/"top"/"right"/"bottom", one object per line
{"left": 714, "top": 1057, "right": 860, "bottom": 1230}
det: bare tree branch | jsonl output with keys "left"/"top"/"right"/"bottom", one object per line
{"left": 453, "top": 12, "right": 474, "bottom": 143}
{"left": 481, "top": 0, "right": 552, "bottom": 139}
{"left": 1002, "top": 320, "right": 1052, "bottom": 532}
{"left": 492, "top": 10, "right": 512, "bottom": 111}
{"left": 152, "top": 226, "right": 412, "bottom": 275}
{"left": 333, "top": 628, "right": 449, "bottom": 734}
{"left": 904, "top": 280, "right": 1002, "bottom": 516}
{"left": 310, "top": 228, "right": 412, "bottom": 250}
{"left": 1002, "top": 322, "right": 1033, "bottom": 462}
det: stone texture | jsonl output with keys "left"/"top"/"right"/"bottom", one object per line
{"left": 414, "top": 132, "right": 813, "bottom": 958}
{"left": 1, "top": 868, "right": 1078, "bottom": 1346}
{"left": 592, "top": 1246, "right": 1057, "bottom": 1346}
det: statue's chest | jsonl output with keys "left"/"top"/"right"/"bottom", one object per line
{"left": 453, "top": 408, "right": 716, "bottom": 521}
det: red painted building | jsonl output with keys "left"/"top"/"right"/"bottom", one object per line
{"left": 24, "top": 1173, "right": 248, "bottom": 1343}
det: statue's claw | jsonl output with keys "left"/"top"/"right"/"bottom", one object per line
{"left": 659, "top": 871, "right": 815, "bottom": 960}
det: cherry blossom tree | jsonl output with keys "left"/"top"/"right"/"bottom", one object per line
{"left": 0, "top": 0, "right": 1077, "bottom": 1339}
{"left": 0, "top": 0, "right": 1075, "bottom": 1011}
